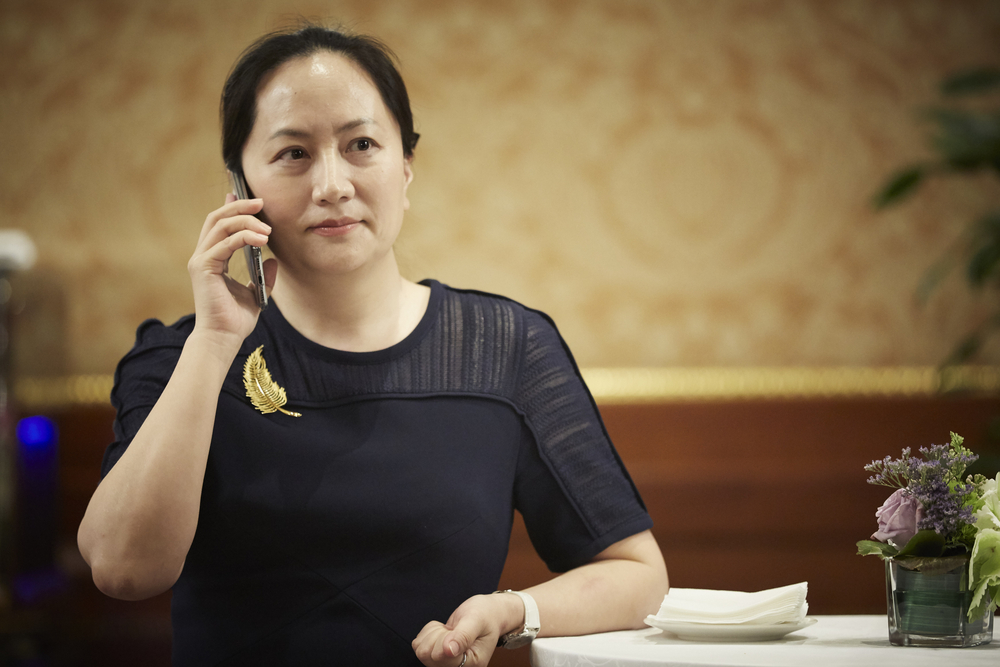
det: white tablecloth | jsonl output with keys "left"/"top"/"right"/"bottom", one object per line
{"left": 530, "top": 615, "right": 998, "bottom": 666}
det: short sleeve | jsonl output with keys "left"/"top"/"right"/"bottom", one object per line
{"left": 101, "top": 316, "right": 193, "bottom": 478}
{"left": 512, "top": 310, "right": 652, "bottom": 572}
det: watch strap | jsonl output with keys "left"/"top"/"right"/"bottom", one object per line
{"left": 494, "top": 589, "right": 540, "bottom": 649}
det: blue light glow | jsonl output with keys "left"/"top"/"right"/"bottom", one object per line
{"left": 16, "top": 415, "right": 57, "bottom": 449}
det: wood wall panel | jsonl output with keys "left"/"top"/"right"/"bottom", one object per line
{"left": 4, "top": 395, "right": 997, "bottom": 665}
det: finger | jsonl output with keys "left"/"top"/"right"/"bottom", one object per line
{"left": 196, "top": 213, "right": 271, "bottom": 257}
{"left": 197, "top": 199, "right": 266, "bottom": 249}
{"left": 442, "top": 631, "right": 468, "bottom": 659}
{"left": 413, "top": 620, "right": 441, "bottom": 646}
{"left": 191, "top": 229, "right": 269, "bottom": 277}
{"left": 412, "top": 622, "right": 449, "bottom": 665}
{"left": 436, "top": 615, "right": 483, "bottom": 661}
{"left": 197, "top": 198, "right": 264, "bottom": 246}
{"left": 412, "top": 634, "right": 472, "bottom": 667}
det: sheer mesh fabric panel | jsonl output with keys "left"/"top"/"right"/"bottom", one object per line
{"left": 233, "top": 288, "right": 638, "bottom": 538}
{"left": 248, "top": 290, "right": 524, "bottom": 403}
{"left": 513, "top": 315, "right": 644, "bottom": 538}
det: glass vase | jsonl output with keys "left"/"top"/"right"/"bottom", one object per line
{"left": 885, "top": 558, "right": 993, "bottom": 647}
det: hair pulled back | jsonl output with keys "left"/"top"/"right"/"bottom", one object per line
{"left": 221, "top": 23, "right": 419, "bottom": 171}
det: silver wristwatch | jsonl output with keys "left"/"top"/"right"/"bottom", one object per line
{"left": 494, "top": 589, "right": 540, "bottom": 649}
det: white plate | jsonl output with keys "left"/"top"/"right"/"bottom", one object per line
{"left": 643, "top": 616, "right": 818, "bottom": 642}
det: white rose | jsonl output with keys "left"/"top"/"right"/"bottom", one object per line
{"left": 975, "top": 473, "right": 1000, "bottom": 532}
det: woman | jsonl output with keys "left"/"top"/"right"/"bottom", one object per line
{"left": 78, "top": 24, "right": 668, "bottom": 666}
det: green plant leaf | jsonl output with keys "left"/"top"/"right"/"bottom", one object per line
{"left": 966, "top": 212, "right": 1000, "bottom": 289}
{"left": 873, "top": 166, "right": 926, "bottom": 208}
{"left": 896, "top": 529, "right": 946, "bottom": 558}
{"left": 857, "top": 539, "right": 898, "bottom": 559}
{"left": 944, "top": 334, "right": 983, "bottom": 367}
{"left": 916, "top": 255, "right": 957, "bottom": 303}
{"left": 975, "top": 210, "right": 1000, "bottom": 236}
{"left": 926, "top": 108, "right": 1000, "bottom": 169}
{"left": 967, "top": 240, "right": 1000, "bottom": 286}
{"left": 968, "top": 529, "right": 1000, "bottom": 621}
{"left": 942, "top": 67, "right": 1000, "bottom": 96}
{"left": 894, "top": 554, "right": 970, "bottom": 575}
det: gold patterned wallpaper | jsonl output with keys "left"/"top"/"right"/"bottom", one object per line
{"left": 3, "top": 0, "right": 1000, "bottom": 378}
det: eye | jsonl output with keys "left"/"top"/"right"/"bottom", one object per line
{"left": 349, "top": 138, "right": 374, "bottom": 152}
{"left": 276, "top": 147, "right": 307, "bottom": 162}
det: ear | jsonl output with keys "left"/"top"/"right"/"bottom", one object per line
{"left": 402, "top": 155, "right": 414, "bottom": 211}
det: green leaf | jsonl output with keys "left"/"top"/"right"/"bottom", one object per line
{"left": 941, "top": 309, "right": 1000, "bottom": 370}
{"left": 894, "top": 554, "right": 970, "bottom": 575}
{"left": 941, "top": 67, "right": 1000, "bottom": 96}
{"left": 968, "top": 529, "right": 1000, "bottom": 621}
{"left": 926, "top": 108, "right": 1000, "bottom": 168}
{"left": 966, "top": 241, "right": 1000, "bottom": 286}
{"left": 873, "top": 166, "right": 926, "bottom": 209}
{"left": 857, "top": 539, "right": 898, "bottom": 559}
{"left": 916, "top": 255, "right": 956, "bottom": 303}
{"left": 944, "top": 334, "right": 983, "bottom": 366}
{"left": 896, "top": 529, "right": 946, "bottom": 558}
{"left": 975, "top": 210, "right": 1000, "bottom": 236}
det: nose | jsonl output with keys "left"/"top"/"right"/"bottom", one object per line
{"left": 313, "top": 148, "right": 354, "bottom": 204}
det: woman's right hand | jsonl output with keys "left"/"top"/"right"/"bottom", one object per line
{"left": 187, "top": 194, "right": 275, "bottom": 345}
{"left": 79, "top": 193, "right": 276, "bottom": 600}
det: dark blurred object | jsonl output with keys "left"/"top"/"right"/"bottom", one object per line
{"left": 1, "top": 406, "right": 172, "bottom": 667}
{"left": 2, "top": 231, "right": 39, "bottom": 611}
{"left": 874, "top": 66, "right": 1000, "bottom": 367}
{"left": 1, "top": 277, "right": 12, "bottom": 612}
{"left": 13, "top": 416, "right": 66, "bottom": 606}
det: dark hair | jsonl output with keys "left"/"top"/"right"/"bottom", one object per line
{"left": 220, "top": 24, "right": 419, "bottom": 171}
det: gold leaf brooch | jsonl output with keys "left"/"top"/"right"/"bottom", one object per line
{"left": 243, "top": 345, "right": 302, "bottom": 417}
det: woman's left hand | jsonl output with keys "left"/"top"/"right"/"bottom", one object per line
{"left": 412, "top": 593, "right": 522, "bottom": 667}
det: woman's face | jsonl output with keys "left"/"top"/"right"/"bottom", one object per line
{"left": 241, "top": 51, "right": 413, "bottom": 278}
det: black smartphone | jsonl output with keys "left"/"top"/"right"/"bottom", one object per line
{"left": 227, "top": 169, "right": 268, "bottom": 310}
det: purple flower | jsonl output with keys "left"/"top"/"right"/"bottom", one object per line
{"left": 913, "top": 477, "right": 975, "bottom": 536}
{"left": 873, "top": 488, "right": 924, "bottom": 547}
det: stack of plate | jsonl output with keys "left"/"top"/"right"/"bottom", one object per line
{"left": 644, "top": 582, "right": 817, "bottom": 641}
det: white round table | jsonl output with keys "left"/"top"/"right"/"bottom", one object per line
{"left": 530, "top": 615, "right": 998, "bottom": 666}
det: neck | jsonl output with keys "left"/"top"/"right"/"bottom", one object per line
{"left": 269, "top": 251, "right": 428, "bottom": 352}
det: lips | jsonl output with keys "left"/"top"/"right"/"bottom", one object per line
{"left": 308, "top": 218, "right": 361, "bottom": 236}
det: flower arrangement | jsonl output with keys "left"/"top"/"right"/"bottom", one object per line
{"left": 857, "top": 433, "right": 1000, "bottom": 622}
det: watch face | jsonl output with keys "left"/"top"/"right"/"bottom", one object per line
{"left": 501, "top": 632, "right": 533, "bottom": 649}
{"left": 500, "top": 624, "right": 540, "bottom": 649}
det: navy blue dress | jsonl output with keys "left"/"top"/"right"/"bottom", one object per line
{"left": 102, "top": 280, "right": 652, "bottom": 665}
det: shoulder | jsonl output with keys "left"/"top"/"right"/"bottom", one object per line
{"left": 111, "top": 314, "right": 195, "bottom": 405}
{"left": 117, "top": 314, "right": 196, "bottom": 369}
{"left": 438, "top": 283, "right": 571, "bottom": 356}
{"left": 433, "top": 281, "right": 560, "bottom": 335}
{"left": 429, "top": 280, "right": 576, "bottom": 392}
{"left": 130, "top": 314, "right": 196, "bottom": 350}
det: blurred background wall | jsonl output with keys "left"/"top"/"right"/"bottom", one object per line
{"left": 3, "top": 0, "right": 999, "bottom": 379}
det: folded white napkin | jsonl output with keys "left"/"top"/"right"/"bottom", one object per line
{"left": 648, "top": 582, "right": 809, "bottom": 625}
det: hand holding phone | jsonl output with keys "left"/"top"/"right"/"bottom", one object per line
{"left": 227, "top": 169, "right": 269, "bottom": 310}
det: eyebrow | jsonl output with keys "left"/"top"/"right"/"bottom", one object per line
{"left": 267, "top": 117, "right": 376, "bottom": 142}
{"left": 336, "top": 117, "right": 375, "bottom": 133}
